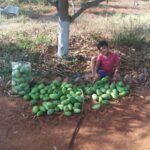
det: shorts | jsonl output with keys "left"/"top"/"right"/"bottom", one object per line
{"left": 97, "top": 69, "right": 108, "bottom": 78}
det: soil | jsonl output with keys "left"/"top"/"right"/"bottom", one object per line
{"left": 0, "top": 87, "right": 149, "bottom": 150}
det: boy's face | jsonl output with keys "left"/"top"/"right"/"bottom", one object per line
{"left": 100, "top": 46, "right": 110, "bottom": 55}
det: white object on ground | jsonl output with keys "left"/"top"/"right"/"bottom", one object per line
{"left": 1, "top": 6, "right": 20, "bottom": 16}
{"left": 0, "top": 8, "right": 3, "bottom": 14}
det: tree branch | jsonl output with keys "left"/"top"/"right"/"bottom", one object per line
{"left": 71, "top": 0, "right": 75, "bottom": 15}
{"left": 71, "top": 0, "right": 105, "bottom": 22}
{"left": 47, "top": 0, "right": 58, "bottom": 8}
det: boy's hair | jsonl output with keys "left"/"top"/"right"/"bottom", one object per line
{"left": 96, "top": 40, "right": 108, "bottom": 50}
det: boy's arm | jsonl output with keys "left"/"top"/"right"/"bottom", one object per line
{"left": 95, "top": 61, "right": 100, "bottom": 75}
{"left": 94, "top": 54, "right": 102, "bottom": 75}
{"left": 112, "top": 63, "right": 121, "bottom": 81}
{"left": 113, "top": 53, "right": 120, "bottom": 74}
{"left": 114, "top": 64, "right": 120, "bottom": 74}
{"left": 93, "top": 61, "right": 100, "bottom": 82}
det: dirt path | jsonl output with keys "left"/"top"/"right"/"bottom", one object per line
{"left": 0, "top": 87, "right": 149, "bottom": 150}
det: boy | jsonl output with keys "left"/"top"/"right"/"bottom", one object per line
{"left": 91, "top": 40, "right": 120, "bottom": 81}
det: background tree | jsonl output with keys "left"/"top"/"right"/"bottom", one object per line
{"left": 47, "top": 0, "right": 105, "bottom": 58}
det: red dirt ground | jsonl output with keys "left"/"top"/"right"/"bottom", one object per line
{"left": 0, "top": 87, "right": 149, "bottom": 150}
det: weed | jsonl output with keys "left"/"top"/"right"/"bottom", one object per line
{"left": 34, "top": 35, "right": 52, "bottom": 45}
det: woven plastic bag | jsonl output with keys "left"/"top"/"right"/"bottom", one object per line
{"left": 12, "top": 62, "right": 31, "bottom": 95}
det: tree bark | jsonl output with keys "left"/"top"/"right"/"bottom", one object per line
{"left": 71, "top": 0, "right": 105, "bottom": 22}
{"left": 57, "top": 0, "right": 70, "bottom": 58}
{"left": 58, "top": 21, "right": 70, "bottom": 58}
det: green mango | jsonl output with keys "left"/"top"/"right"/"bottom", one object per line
{"left": 40, "top": 89, "right": 46, "bottom": 94}
{"left": 116, "top": 86, "right": 125, "bottom": 93}
{"left": 68, "top": 104, "right": 73, "bottom": 111}
{"left": 30, "top": 100, "right": 37, "bottom": 106}
{"left": 101, "top": 76, "right": 109, "bottom": 83}
{"left": 101, "top": 100, "right": 109, "bottom": 105}
{"left": 111, "top": 92, "right": 118, "bottom": 99}
{"left": 30, "top": 93, "right": 39, "bottom": 100}
{"left": 36, "top": 111, "right": 44, "bottom": 117}
{"left": 98, "top": 96, "right": 103, "bottom": 102}
{"left": 101, "top": 88, "right": 106, "bottom": 93}
{"left": 61, "top": 100, "right": 70, "bottom": 105}
{"left": 52, "top": 80, "right": 61, "bottom": 87}
{"left": 43, "top": 96, "right": 50, "bottom": 101}
{"left": 74, "top": 102, "right": 81, "bottom": 108}
{"left": 47, "top": 109, "right": 55, "bottom": 115}
{"left": 23, "top": 94, "right": 30, "bottom": 101}
{"left": 32, "top": 106, "right": 39, "bottom": 114}
{"left": 96, "top": 89, "right": 102, "bottom": 96}
{"left": 104, "top": 83, "right": 109, "bottom": 89}
{"left": 92, "top": 103, "right": 101, "bottom": 110}
{"left": 119, "top": 91, "right": 128, "bottom": 96}
{"left": 57, "top": 104, "right": 64, "bottom": 110}
{"left": 110, "top": 82, "right": 116, "bottom": 89}
{"left": 63, "top": 106, "right": 70, "bottom": 112}
{"left": 106, "top": 89, "right": 111, "bottom": 94}
{"left": 92, "top": 94, "right": 98, "bottom": 100}
{"left": 49, "top": 94, "right": 60, "bottom": 100}
{"left": 38, "top": 83, "right": 45, "bottom": 89}
{"left": 42, "top": 102, "right": 49, "bottom": 110}
{"left": 39, "top": 106, "right": 46, "bottom": 112}
{"left": 73, "top": 108, "right": 81, "bottom": 113}
{"left": 101, "top": 94, "right": 111, "bottom": 100}
{"left": 76, "top": 96, "right": 84, "bottom": 103}
{"left": 64, "top": 111, "right": 72, "bottom": 116}
{"left": 117, "top": 81, "right": 124, "bottom": 87}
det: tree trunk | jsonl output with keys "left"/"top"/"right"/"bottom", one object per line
{"left": 57, "top": 0, "right": 70, "bottom": 58}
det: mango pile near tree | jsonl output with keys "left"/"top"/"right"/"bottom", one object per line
{"left": 22, "top": 76, "right": 130, "bottom": 117}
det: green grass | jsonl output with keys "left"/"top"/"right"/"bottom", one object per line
{"left": 113, "top": 26, "right": 150, "bottom": 49}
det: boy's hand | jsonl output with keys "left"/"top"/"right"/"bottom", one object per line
{"left": 112, "top": 73, "right": 121, "bottom": 81}
{"left": 93, "top": 73, "right": 99, "bottom": 82}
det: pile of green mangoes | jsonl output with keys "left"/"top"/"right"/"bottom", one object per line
{"left": 12, "top": 62, "right": 31, "bottom": 96}
{"left": 23, "top": 80, "right": 84, "bottom": 117}
{"left": 82, "top": 77, "right": 130, "bottom": 110}
{"left": 22, "top": 77, "right": 130, "bottom": 117}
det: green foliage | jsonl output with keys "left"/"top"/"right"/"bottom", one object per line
{"left": 34, "top": 35, "right": 52, "bottom": 45}
{"left": 114, "top": 26, "right": 150, "bottom": 49}
{"left": 18, "top": 37, "right": 33, "bottom": 50}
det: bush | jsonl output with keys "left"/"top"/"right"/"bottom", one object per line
{"left": 114, "top": 26, "right": 150, "bottom": 50}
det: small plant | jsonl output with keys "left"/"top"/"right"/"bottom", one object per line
{"left": 34, "top": 35, "right": 52, "bottom": 45}
{"left": 91, "top": 32, "right": 102, "bottom": 41}
{"left": 17, "top": 36, "right": 33, "bottom": 50}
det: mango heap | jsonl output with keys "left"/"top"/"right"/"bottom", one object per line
{"left": 22, "top": 76, "right": 130, "bottom": 117}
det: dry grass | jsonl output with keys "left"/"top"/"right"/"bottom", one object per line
{"left": 1, "top": 0, "right": 150, "bottom": 43}
{"left": 71, "top": 13, "right": 150, "bottom": 44}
